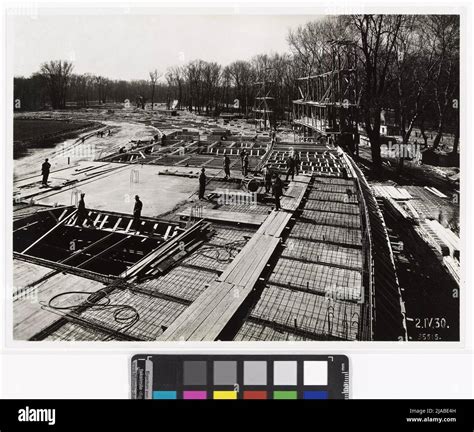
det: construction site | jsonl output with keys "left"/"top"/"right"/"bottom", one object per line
{"left": 11, "top": 16, "right": 460, "bottom": 343}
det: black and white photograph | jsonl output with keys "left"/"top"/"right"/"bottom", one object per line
{"left": 9, "top": 9, "right": 460, "bottom": 342}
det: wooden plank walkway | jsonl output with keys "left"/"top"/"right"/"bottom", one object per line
{"left": 256, "top": 211, "right": 292, "bottom": 237}
{"left": 159, "top": 176, "right": 311, "bottom": 341}
{"left": 280, "top": 175, "right": 311, "bottom": 211}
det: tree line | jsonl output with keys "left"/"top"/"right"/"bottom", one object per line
{"left": 14, "top": 14, "right": 459, "bottom": 167}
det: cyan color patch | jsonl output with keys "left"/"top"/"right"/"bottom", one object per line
{"left": 153, "top": 391, "right": 177, "bottom": 399}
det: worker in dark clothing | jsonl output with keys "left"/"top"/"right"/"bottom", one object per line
{"left": 223, "top": 155, "right": 231, "bottom": 180}
{"left": 41, "top": 158, "right": 51, "bottom": 186}
{"left": 133, "top": 195, "right": 143, "bottom": 231}
{"left": 272, "top": 173, "right": 284, "bottom": 211}
{"left": 240, "top": 149, "right": 246, "bottom": 171}
{"left": 243, "top": 153, "right": 249, "bottom": 177}
{"left": 285, "top": 155, "right": 295, "bottom": 181}
{"left": 198, "top": 168, "right": 207, "bottom": 200}
{"left": 76, "top": 193, "right": 94, "bottom": 228}
{"left": 294, "top": 153, "right": 301, "bottom": 176}
{"left": 263, "top": 164, "right": 273, "bottom": 194}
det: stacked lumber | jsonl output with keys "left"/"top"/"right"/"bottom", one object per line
{"left": 425, "top": 219, "right": 460, "bottom": 260}
{"left": 121, "top": 220, "right": 211, "bottom": 280}
{"left": 372, "top": 185, "right": 412, "bottom": 200}
{"left": 383, "top": 197, "right": 412, "bottom": 222}
{"left": 417, "top": 220, "right": 450, "bottom": 256}
{"left": 403, "top": 201, "right": 420, "bottom": 222}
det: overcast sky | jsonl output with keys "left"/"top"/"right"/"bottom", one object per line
{"left": 10, "top": 11, "right": 319, "bottom": 81}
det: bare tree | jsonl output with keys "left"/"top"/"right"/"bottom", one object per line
{"left": 95, "top": 76, "right": 110, "bottom": 104}
{"left": 39, "top": 60, "right": 74, "bottom": 109}
{"left": 394, "top": 17, "right": 438, "bottom": 143}
{"left": 424, "top": 15, "right": 460, "bottom": 150}
{"left": 227, "top": 60, "right": 255, "bottom": 115}
{"left": 202, "top": 62, "right": 221, "bottom": 113}
{"left": 166, "top": 66, "right": 184, "bottom": 109}
{"left": 221, "top": 66, "right": 232, "bottom": 110}
{"left": 350, "top": 15, "right": 403, "bottom": 168}
{"left": 149, "top": 69, "right": 161, "bottom": 110}
{"left": 184, "top": 60, "right": 205, "bottom": 113}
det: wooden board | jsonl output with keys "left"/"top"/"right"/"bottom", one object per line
{"left": 256, "top": 210, "right": 292, "bottom": 237}
{"left": 426, "top": 219, "right": 460, "bottom": 259}
{"left": 13, "top": 273, "right": 104, "bottom": 340}
{"left": 13, "top": 260, "right": 53, "bottom": 295}
{"left": 280, "top": 176, "right": 311, "bottom": 211}
{"left": 178, "top": 208, "right": 266, "bottom": 226}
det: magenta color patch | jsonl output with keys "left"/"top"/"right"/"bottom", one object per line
{"left": 183, "top": 390, "right": 207, "bottom": 400}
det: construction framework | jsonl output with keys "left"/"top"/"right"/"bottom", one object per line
{"left": 253, "top": 67, "right": 274, "bottom": 131}
{"left": 293, "top": 40, "right": 359, "bottom": 152}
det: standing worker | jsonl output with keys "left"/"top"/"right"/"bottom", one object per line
{"left": 294, "top": 153, "right": 301, "bottom": 176}
{"left": 223, "top": 155, "right": 231, "bottom": 180}
{"left": 243, "top": 153, "right": 249, "bottom": 177}
{"left": 272, "top": 173, "right": 283, "bottom": 211}
{"left": 240, "top": 149, "right": 246, "bottom": 172}
{"left": 285, "top": 155, "right": 295, "bottom": 181}
{"left": 76, "top": 193, "right": 94, "bottom": 228}
{"left": 198, "top": 167, "right": 207, "bottom": 200}
{"left": 263, "top": 164, "right": 273, "bottom": 194}
{"left": 41, "top": 158, "right": 51, "bottom": 186}
{"left": 133, "top": 195, "right": 143, "bottom": 232}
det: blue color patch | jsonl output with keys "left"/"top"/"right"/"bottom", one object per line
{"left": 304, "top": 391, "right": 328, "bottom": 399}
{"left": 153, "top": 391, "right": 177, "bottom": 400}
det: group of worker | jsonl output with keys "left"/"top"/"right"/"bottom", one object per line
{"left": 285, "top": 153, "right": 301, "bottom": 181}
{"left": 198, "top": 151, "right": 300, "bottom": 211}
{"left": 40, "top": 146, "right": 299, "bottom": 230}
{"left": 96, "top": 129, "right": 112, "bottom": 138}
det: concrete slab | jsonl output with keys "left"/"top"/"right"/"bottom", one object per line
{"left": 36, "top": 164, "right": 200, "bottom": 217}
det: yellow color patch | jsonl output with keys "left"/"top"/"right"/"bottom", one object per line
{"left": 213, "top": 391, "right": 237, "bottom": 400}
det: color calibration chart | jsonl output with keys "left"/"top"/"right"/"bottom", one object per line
{"left": 131, "top": 355, "right": 349, "bottom": 400}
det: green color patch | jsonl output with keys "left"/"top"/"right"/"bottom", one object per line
{"left": 273, "top": 391, "right": 298, "bottom": 400}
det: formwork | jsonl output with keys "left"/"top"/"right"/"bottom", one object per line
{"left": 12, "top": 127, "right": 405, "bottom": 342}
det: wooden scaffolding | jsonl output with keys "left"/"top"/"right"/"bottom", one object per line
{"left": 293, "top": 40, "right": 359, "bottom": 152}
{"left": 253, "top": 67, "right": 274, "bottom": 131}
